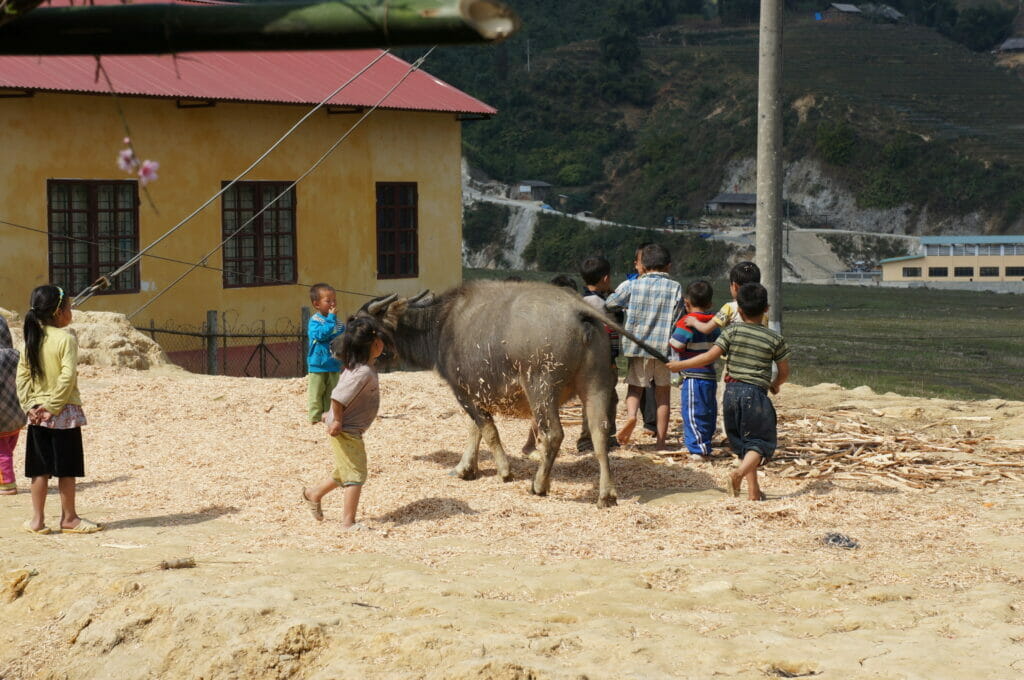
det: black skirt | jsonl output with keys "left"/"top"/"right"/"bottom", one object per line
{"left": 24, "top": 425, "right": 85, "bottom": 478}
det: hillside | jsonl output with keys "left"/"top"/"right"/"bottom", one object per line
{"left": 423, "top": 6, "right": 1024, "bottom": 234}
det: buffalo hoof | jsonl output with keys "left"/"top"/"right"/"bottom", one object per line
{"left": 499, "top": 473, "right": 514, "bottom": 483}
{"left": 452, "top": 467, "right": 478, "bottom": 481}
{"left": 596, "top": 495, "right": 618, "bottom": 508}
{"left": 529, "top": 482, "right": 547, "bottom": 497}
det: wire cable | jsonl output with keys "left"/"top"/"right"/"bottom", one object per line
{"left": 125, "top": 46, "right": 437, "bottom": 321}
{"left": 72, "top": 48, "right": 392, "bottom": 306}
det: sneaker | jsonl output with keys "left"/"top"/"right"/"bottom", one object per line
{"left": 689, "top": 454, "right": 708, "bottom": 463}
{"left": 576, "top": 440, "right": 594, "bottom": 454}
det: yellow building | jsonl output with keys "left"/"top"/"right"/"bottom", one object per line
{"left": 880, "top": 236, "right": 1024, "bottom": 284}
{"left": 0, "top": 50, "right": 493, "bottom": 336}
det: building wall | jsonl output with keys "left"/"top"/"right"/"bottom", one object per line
{"left": 881, "top": 253, "right": 1024, "bottom": 282}
{"left": 0, "top": 93, "right": 464, "bottom": 327}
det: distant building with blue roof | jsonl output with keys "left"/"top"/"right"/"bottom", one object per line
{"left": 880, "top": 235, "right": 1024, "bottom": 283}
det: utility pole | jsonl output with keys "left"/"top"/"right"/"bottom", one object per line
{"left": 755, "top": 0, "right": 783, "bottom": 332}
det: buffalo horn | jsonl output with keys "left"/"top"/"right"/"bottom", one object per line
{"left": 406, "top": 289, "right": 430, "bottom": 305}
{"left": 409, "top": 290, "right": 436, "bottom": 308}
{"left": 366, "top": 293, "right": 399, "bottom": 316}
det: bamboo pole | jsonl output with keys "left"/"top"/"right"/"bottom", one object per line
{"left": 0, "top": 0, "right": 519, "bottom": 55}
{"left": 0, "top": 0, "right": 44, "bottom": 29}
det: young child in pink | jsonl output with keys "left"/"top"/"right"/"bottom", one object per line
{"left": 0, "top": 316, "right": 25, "bottom": 495}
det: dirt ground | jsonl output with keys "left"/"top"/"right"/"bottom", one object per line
{"left": 2, "top": 366, "right": 1023, "bottom": 679}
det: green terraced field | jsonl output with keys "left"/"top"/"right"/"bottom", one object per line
{"left": 466, "top": 268, "right": 1024, "bottom": 401}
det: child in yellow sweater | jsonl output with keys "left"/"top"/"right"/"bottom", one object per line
{"left": 16, "top": 285, "right": 101, "bottom": 534}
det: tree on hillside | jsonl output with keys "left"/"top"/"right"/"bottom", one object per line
{"left": 600, "top": 2, "right": 643, "bottom": 72}
{"left": 949, "top": 4, "right": 1016, "bottom": 51}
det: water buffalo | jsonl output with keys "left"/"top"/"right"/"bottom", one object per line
{"left": 349, "top": 280, "right": 667, "bottom": 507}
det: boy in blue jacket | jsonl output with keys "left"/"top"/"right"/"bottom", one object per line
{"left": 307, "top": 283, "right": 345, "bottom": 424}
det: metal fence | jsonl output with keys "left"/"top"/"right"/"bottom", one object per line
{"left": 834, "top": 270, "right": 881, "bottom": 282}
{"left": 138, "top": 309, "right": 311, "bottom": 378}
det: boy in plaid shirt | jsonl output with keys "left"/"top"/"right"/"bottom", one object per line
{"left": 605, "top": 243, "right": 682, "bottom": 448}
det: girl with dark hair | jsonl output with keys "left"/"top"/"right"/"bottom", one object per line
{"left": 301, "top": 315, "right": 389, "bottom": 529}
{"left": 15, "top": 285, "right": 102, "bottom": 534}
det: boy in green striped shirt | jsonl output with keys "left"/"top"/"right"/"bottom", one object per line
{"left": 667, "top": 283, "right": 790, "bottom": 501}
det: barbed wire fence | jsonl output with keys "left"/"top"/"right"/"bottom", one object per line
{"left": 137, "top": 308, "right": 313, "bottom": 378}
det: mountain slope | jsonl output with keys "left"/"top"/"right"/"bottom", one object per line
{"left": 431, "top": 12, "right": 1024, "bottom": 233}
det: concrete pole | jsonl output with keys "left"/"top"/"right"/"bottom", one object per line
{"left": 755, "top": 0, "right": 784, "bottom": 332}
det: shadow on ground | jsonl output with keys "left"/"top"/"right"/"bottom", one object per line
{"left": 101, "top": 504, "right": 240, "bottom": 530}
{"left": 375, "top": 497, "right": 477, "bottom": 525}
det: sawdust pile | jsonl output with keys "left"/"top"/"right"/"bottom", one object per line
{"left": 2, "top": 368, "right": 1024, "bottom": 679}
{"left": 0, "top": 308, "right": 169, "bottom": 370}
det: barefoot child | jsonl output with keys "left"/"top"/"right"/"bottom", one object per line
{"left": 605, "top": 244, "right": 683, "bottom": 449}
{"left": 302, "top": 316, "right": 387, "bottom": 529}
{"left": 16, "top": 285, "right": 102, "bottom": 533}
{"left": 667, "top": 283, "right": 790, "bottom": 501}
{"left": 0, "top": 316, "right": 25, "bottom": 495}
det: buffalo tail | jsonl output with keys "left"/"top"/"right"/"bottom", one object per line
{"left": 579, "top": 310, "right": 669, "bottom": 364}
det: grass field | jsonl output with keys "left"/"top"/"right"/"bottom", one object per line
{"left": 465, "top": 268, "right": 1024, "bottom": 401}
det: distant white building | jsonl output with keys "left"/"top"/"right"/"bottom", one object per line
{"left": 880, "top": 236, "right": 1024, "bottom": 283}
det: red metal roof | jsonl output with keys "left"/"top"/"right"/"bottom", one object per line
{"left": 0, "top": 2, "right": 495, "bottom": 115}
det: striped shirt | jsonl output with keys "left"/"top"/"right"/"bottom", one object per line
{"left": 715, "top": 322, "right": 791, "bottom": 390}
{"left": 605, "top": 272, "right": 683, "bottom": 358}
{"left": 669, "top": 311, "right": 719, "bottom": 380}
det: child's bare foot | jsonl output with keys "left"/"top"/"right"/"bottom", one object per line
{"left": 0, "top": 488, "right": 16, "bottom": 495}
{"left": 301, "top": 487, "right": 324, "bottom": 521}
{"left": 342, "top": 522, "right": 370, "bottom": 531}
{"left": 726, "top": 472, "right": 741, "bottom": 497}
{"left": 616, "top": 417, "right": 637, "bottom": 446}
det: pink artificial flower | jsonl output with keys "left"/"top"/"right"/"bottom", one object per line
{"left": 123, "top": 137, "right": 131, "bottom": 145}
{"left": 117, "top": 148, "right": 136, "bottom": 173}
{"left": 138, "top": 159, "right": 159, "bottom": 186}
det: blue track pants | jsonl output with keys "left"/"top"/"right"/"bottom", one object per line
{"left": 680, "top": 378, "right": 717, "bottom": 456}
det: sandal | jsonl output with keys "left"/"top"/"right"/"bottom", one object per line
{"left": 61, "top": 518, "right": 102, "bottom": 534}
{"left": 22, "top": 519, "right": 51, "bottom": 535}
{"left": 302, "top": 487, "right": 323, "bottom": 522}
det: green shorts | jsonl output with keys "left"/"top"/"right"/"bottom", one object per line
{"left": 307, "top": 371, "right": 340, "bottom": 423}
{"left": 330, "top": 431, "right": 367, "bottom": 486}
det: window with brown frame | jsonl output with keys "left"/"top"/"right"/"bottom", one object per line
{"left": 376, "top": 182, "right": 418, "bottom": 279}
{"left": 221, "top": 182, "right": 297, "bottom": 288}
{"left": 47, "top": 180, "right": 140, "bottom": 295}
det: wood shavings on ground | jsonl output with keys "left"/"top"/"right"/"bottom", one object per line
{"left": 7, "top": 366, "right": 1022, "bottom": 577}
